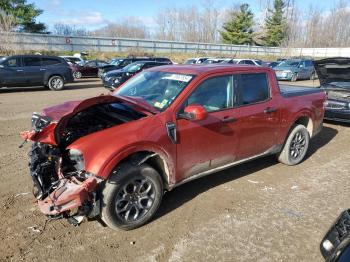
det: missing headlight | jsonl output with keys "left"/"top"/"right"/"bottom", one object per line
{"left": 69, "top": 149, "right": 85, "bottom": 171}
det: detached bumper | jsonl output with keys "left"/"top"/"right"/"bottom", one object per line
{"left": 38, "top": 177, "right": 98, "bottom": 216}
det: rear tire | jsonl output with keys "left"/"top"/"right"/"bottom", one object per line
{"left": 277, "top": 124, "right": 310, "bottom": 165}
{"left": 101, "top": 163, "right": 163, "bottom": 230}
{"left": 48, "top": 76, "right": 64, "bottom": 91}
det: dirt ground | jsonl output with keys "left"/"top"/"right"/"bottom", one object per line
{"left": 0, "top": 78, "right": 349, "bottom": 262}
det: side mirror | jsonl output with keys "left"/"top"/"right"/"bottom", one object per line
{"left": 180, "top": 104, "right": 208, "bottom": 121}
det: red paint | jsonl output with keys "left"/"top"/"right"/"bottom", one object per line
{"left": 23, "top": 65, "right": 326, "bottom": 189}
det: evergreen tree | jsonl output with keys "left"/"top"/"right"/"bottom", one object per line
{"left": 263, "top": 0, "right": 287, "bottom": 46}
{"left": 0, "top": 0, "right": 46, "bottom": 33}
{"left": 220, "top": 4, "right": 254, "bottom": 45}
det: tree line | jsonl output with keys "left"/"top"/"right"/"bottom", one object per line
{"left": 1, "top": 0, "right": 350, "bottom": 48}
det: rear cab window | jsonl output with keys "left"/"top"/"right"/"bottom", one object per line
{"left": 238, "top": 73, "right": 270, "bottom": 105}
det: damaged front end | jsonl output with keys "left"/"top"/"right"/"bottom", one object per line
{"left": 20, "top": 96, "right": 148, "bottom": 226}
{"left": 22, "top": 113, "right": 101, "bottom": 225}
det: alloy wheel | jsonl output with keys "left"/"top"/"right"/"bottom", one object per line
{"left": 115, "top": 177, "right": 156, "bottom": 222}
{"left": 290, "top": 131, "right": 306, "bottom": 159}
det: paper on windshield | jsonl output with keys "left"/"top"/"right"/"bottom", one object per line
{"left": 162, "top": 74, "right": 192, "bottom": 82}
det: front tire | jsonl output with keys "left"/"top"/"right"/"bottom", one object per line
{"left": 277, "top": 124, "right": 310, "bottom": 165}
{"left": 101, "top": 163, "right": 163, "bottom": 230}
{"left": 73, "top": 71, "right": 82, "bottom": 79}
{"left": 48, "top": 76, "right": 65, "bottom": 91}
{"left": 291, "top": 73, "right": 298, "bottom": 82}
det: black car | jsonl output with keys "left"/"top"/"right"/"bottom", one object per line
{"left": 314, "top": 57, "right": 350, "bottom": 123}
{"left": 99, "top": 57, "right": 172, "bottom": 76}
{"left": 0, "top": 55, "right": 74, "bottom": 91}
{"left": 102, "top": 61, "right": 168, "bottom": 91}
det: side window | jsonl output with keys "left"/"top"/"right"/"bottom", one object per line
{"left": 238, "top": 60, "right": 245, "bottom": 64}
{"left": 305, "top": 60, "right": 313, "bottom": 67}
{"left": 4, "top": 58, "right": 20, "bottom": 67}
{"left": 23, "top": 57, "right": 41, "bottom": 67}
{"left": 120, "top": 60, "right": 131, "bottom": 67}
{"left": 85, "top": 61, "right": 96, "bottom": 67}
{"left": 244, "top": 60, "right": 255, "bottom": 65}
{"left": 187, "top": 75, "right": 234, "bottom": 112}
{"left": 42, "top": 58, "right": 61, "bottom": 66}
{"left": 239, "top": 73, "right": 270, "bottom": 105}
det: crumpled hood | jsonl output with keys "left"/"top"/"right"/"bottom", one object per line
{"left": 314, "top": 57, "right": 350, "bottom": 85}
{"left": 105, "top": 69, "right": 127, "bottom": 77}
{"left": 42, "top": 95, "right": 123, "bottom": 122}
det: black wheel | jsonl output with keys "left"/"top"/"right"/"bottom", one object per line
{"left": 73, "top": 71, "right": 82, "bottom": 79}
{"left": 291, "top": 73, "right": 298, "bottom": 82}
{"left": 101, "top": 163, "right": 163, "bottom": 230}
{"left": 48, "top": 76, "right": 64, "bottom": 91}
{"left": 277, "top": 124, "right": 310, "bottom": 165}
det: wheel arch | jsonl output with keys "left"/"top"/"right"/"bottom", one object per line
{"left": 99, "top": 147, "right": 175, "bottom": 191}
{"left": 44, "top": 74, "right": 65, "bottom": 85}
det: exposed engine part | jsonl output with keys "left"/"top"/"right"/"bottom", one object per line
{"left": 58, "top": 103, "right": 145, "bottom": 147}
{"left": 29, "top": 142, "right": 60, "bottom": 199}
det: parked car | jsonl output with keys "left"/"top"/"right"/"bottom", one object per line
{"left": 221, "top": 58, "right": 262, "bottom": 66}
{"left": 60, "top": 56, "right": 86, "bottom": 66}
{"left": 274, "top": 59, "right": 316, "bottom": 81}
{"left": 320, "top": 209, "right": 350, "bottom": 262}
{"left": 184, "top": 57, "right": 211, "bottom": 64}
{"left": 70, "top": 60, "right": 108, "bottom": 78}
{"left": 0, "top": 55, "right": 74, "bottom": 91}
{"left": 202, "top": 58, "right": 225, "bottom": 64}
{"left": 99, "top": 57, "right": 172, "bottom": 76}
{"left": 21, "top": 64, "right": 325, "bottom": 230}
{"left": 266, "top": 61, "right": 281, "bottom": 68}
{"left": 314, "top": 57, "right": 350, "bottom": 123}
{"left": 102, "top": 61, "right": 168, "bottom": 91}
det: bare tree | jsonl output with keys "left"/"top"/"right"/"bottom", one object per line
{"left": 92, "top": 17, "right": 150, "bottom": 39}
{"left": 52, "top": 23, "right": 90, "bottom": 36}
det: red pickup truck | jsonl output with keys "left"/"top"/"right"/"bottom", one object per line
{"left": 21, "top": 64, "right": 326, "bottom": 230}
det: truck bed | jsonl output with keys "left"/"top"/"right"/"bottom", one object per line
{"left": 280, "top": 85, "right": 324, "bottom": 98}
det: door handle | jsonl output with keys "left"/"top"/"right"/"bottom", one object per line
{"left": 221, "top": 116, "right": 237, "bottom": 123}
{"left": 264, "top": 107, "right": 277, "bottom": 114}
{"left": 16, "top": 69, "right": 23, "bottom": 72}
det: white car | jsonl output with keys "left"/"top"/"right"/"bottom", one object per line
{"left": 222, "top": 58, "right": 262, "bottom": 66}
{"left": 184, "top": 57, "right": 212, "bottom": 64}
{"left": 60, "top": 56, "right": 85, "bottom": 66}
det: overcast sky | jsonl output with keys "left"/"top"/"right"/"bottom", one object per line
{"left": 31, "top": 0, "right": 339, "bottom": 31}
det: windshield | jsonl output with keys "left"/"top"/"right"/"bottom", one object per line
{"left": 115, "top": 71, "right": 194, "bottom": 111}
{"left": 123, "top": 62, "right": 144, "bottom": 72}
{"left": 279, "top": 60, "right": 300, "bottom": 67}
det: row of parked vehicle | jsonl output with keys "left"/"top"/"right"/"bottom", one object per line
{"left": 0, "top": 54, "right": 349, "bottom": 124}
{"left": 185, "top": 56, "right": 317, "bottom": 82}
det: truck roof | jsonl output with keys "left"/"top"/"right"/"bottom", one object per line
{"left": 149, "top": 64, "right": 273, "bottom": 76}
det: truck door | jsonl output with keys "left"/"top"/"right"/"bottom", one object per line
{"left": 234, "top": 73, "right": 280, "bottom": 160}
{"left": 176, "top": 74, "right": 239, "bottom": 181}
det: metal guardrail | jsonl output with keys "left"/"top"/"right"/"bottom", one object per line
{"left": 2, "top": 32, "right": 282, "bottom": 56}
{"left": 2, "top": 32, "right": 350, "bottom": 58}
